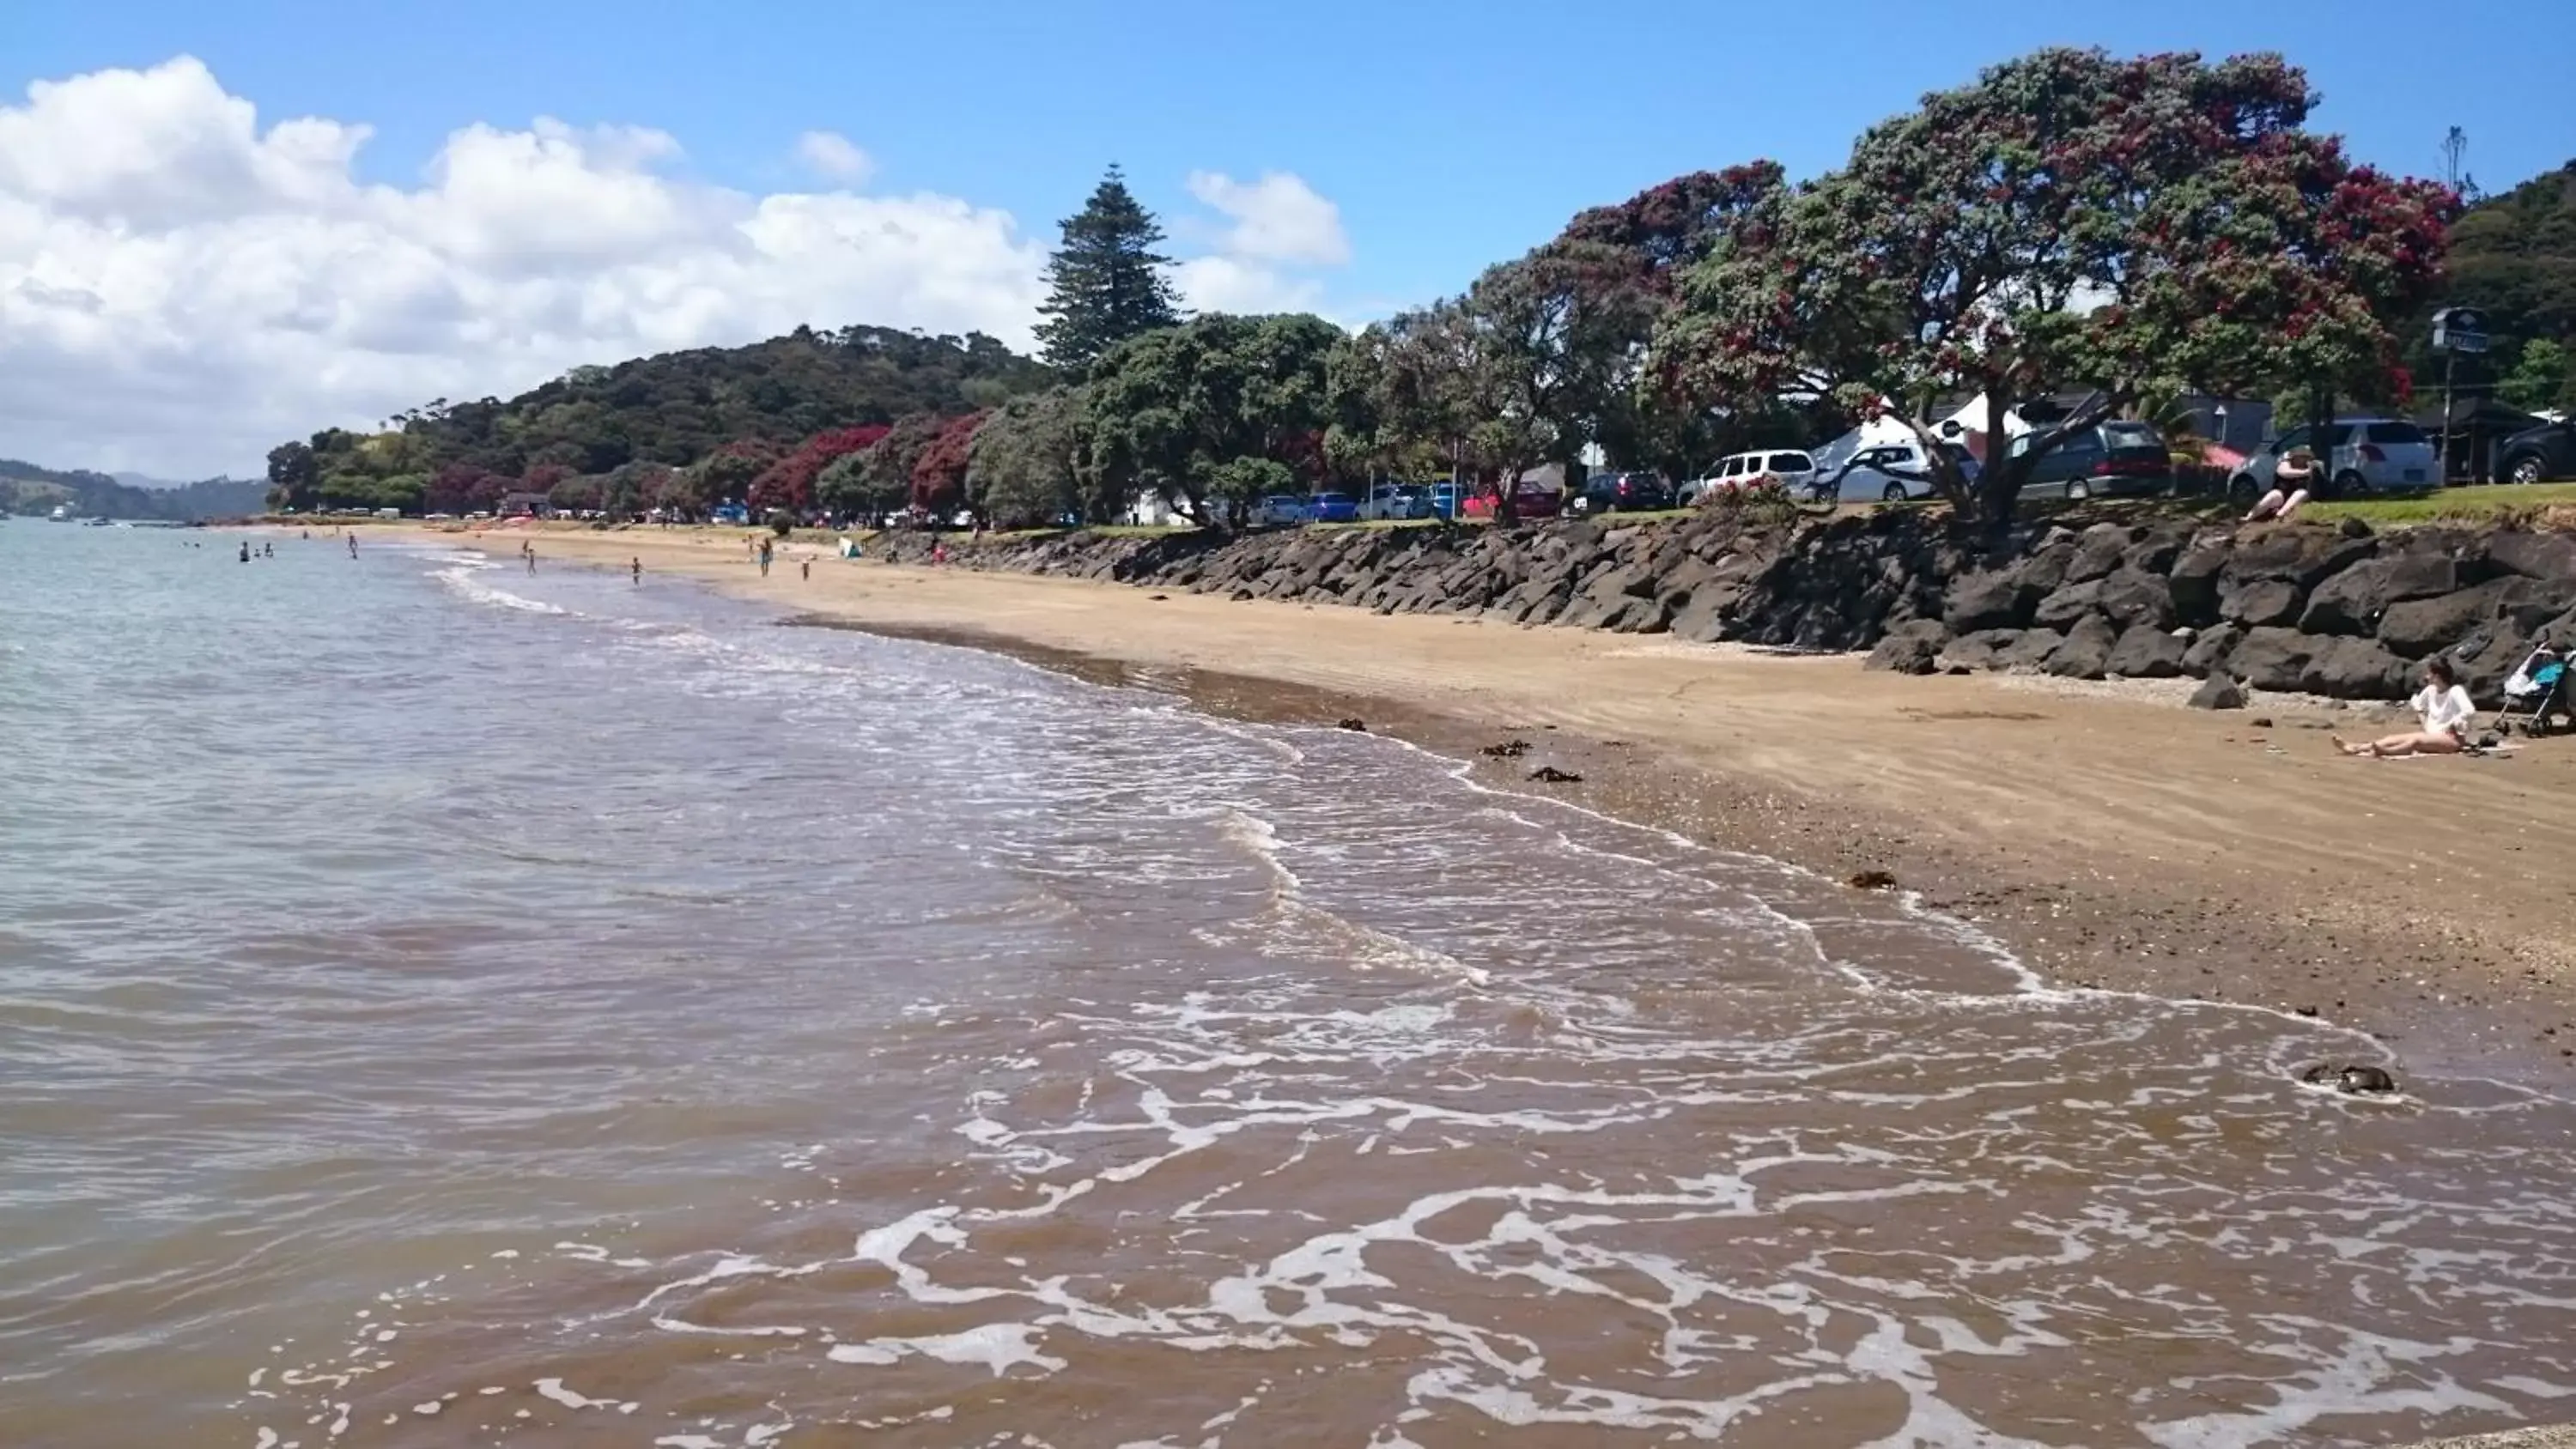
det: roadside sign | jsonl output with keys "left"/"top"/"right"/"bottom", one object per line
{"left": 2433, "top": 306, "right": 2489, "bottom": 355}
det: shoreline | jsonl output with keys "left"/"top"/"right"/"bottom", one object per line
{"left": 393, "top": 523, "right": 2576, "bottom": 1084}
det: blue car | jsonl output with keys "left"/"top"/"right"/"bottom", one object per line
{"left": 1306, "top": 492, "right": 1358, "bottom": 524}
{"left": 1422, "top": 482, "right": 1465, "bottom": 520}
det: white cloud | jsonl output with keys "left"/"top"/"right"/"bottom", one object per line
{"left": 0, "top": 58, "right": 1044, "bottom": 476}
{"left": 1184, "top": 170, "right": 1349, "bottom": 265}
{"left": 795, "top": 129, "right": 872, "bottom": 185}
{"left": 0, "top": 58, "right": 1363, "bottom": 478}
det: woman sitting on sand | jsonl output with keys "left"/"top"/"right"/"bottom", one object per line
{"left": 2336, "top": 658, "right": 2476, "bottom": 758}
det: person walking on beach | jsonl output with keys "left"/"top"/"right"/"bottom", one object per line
{"left": 630, "top": 556, "right": 641, "bottom": 585}
{"left": 758, "top": 537, "right": 774, "bottom": 578}
{"left": 2336, "top": 658, "right": 2476, "bottom": 758}
{"left": 800, "top": 556, "right": 811, "bottom": 581}
{"left": 2246, "top": 446, "right": 2319, "bottom": 523}
{"left": 525, "top": 543, "right": 537, "bottom": 574}
{"left": 239, "top": 541, "right": 250, "bottom": 562}
{"left": 348, "top": 535, "right": 357, "bottom": 558}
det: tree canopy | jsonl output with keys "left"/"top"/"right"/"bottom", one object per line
{"left": 1079, "top": 312, "right": 1341, "bottom": 524}
{"left": 969, "top": 386, "right": 1091, "bottom": 526}
{"left": 1653, "top": 48, "right": 2455, "bottom": 520}
{"left": 1035, "top": 167, "right": 1185, "bottom": 371}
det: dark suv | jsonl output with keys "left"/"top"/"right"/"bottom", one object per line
{"left": 2496, "top": 418, "right": 2576, "bottom": 486}
{"left": 1570, "top": 471, "right": 1674, "bottom": 514}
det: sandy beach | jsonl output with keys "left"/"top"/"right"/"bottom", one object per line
{"left": 400, "top": 522, "right": 2576, "bottom": 1081}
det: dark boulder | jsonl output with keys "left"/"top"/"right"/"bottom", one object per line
{"left": 2189, "top": 674, "right": 2248, "bottom": 710}
{"left": 2486, "top": 530, "right": 2576, "bottom": 584}
{"left": 2032, "top": 579, "right": 2105, "bottom": 631}
{"left": 2167, "top": 541, "right": 2231, "bottom": 627}
{"left": 1937, "top": 627, "right": 2026, "bottom": 672}
{"left": 1998, "top": 630, "right": 2066, "bottom": 671}
{"left": 2011, "top": 536, "right": 2081, "bottom": 595}
{"left": 2184, "top": 622, "right": 2244, "bottom": 676}
{"left": 2300, "top": 553, "right": 2467, "bottom": 635}
{"left": 2378, "top": 579, "right": 2519, "bottom": 658}
{"left": 2300, "top": 636, "right": 2409, "bottom": 700}
{"left": 2066, "top": 523, "right": 2137, "bottom": 585}
{"left": 2123, "top": 522, "right": 2196, "bottom": 575}
{"left": 2096, "top": 567, "right": 2178, "bottom": 632}
{"left": 1865, "top": 620, "right": 1952, "bottom": 675}
{"left": 2225, "top": 627, "right": 2323, "bottom": 693}
{"left": 2220, "top": 527, "right": 2379, "bottom": 591}
{"left": 2222, "top": 579, "right": 2306, "bottom": 628}
{"left": 2044, "top": 613, "right": 2120, "bottom": 680}
{"left": 2106, "top": 625, "right": 2190, "bottom": 679}
{"left": 1942, "top": 570, "right": 2038, "bottom": 632}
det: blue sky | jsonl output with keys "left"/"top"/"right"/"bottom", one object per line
{"left": 10, "top": 0, "right": 2568, "bottom": 314}
{"left": 2, "top": 0, "right": 2568, "bottom": 477}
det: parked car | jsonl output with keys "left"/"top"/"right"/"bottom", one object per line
{"left": 1249, "top": 494, "right": 1309, "bottom": 528}
{"left": 2228, "top": 418, "right": 2436, "bottom": 502}
{"left": 1568, "top": 471, "right": 1674, "bottom": 515}
{"left": 1462, "top": 477, "right": 1565, "bottom": 520}
{"left": 1694, "top": 450, "right": 1820, "bottom": 501}
{"left": 2008, "top": 421, "right": 2174, "bottom": 500}
{"left": 1358, "top": 482, "right": 1416, "bottom": 520}
{"left": 1423, "top": 482, "right": 1466, "bottom": 519}
{"left": 2495, "top": 417, "right": 2576, "bottom": 485}
{"left": 1306, "top": 491, "right": 1359, "bottom": 524}
{"left": 1823, "top": 443, "right": 1960, "bottom": 503}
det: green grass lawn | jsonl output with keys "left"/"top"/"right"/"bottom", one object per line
{"left": 2297, "top": 482, "right": 2576, "bottom": 525}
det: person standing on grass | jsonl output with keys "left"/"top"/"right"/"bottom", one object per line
{"left": 2336, "top": 658, "right": 2476, "bottom": 757}
{"left": 2246, "top": 446, "right": 2319, "bottom": 522}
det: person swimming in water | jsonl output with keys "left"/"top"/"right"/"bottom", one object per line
{"left": 631, "top": 556, "right": 641, "bottom": 585}
{"left": 347, "top": 536, "right": 358, "bottom": 558}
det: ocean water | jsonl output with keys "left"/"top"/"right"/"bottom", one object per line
{"left": 3, "top": 522, "right": 2573, "bottom": 1449}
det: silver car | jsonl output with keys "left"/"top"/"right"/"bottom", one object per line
{"left": 2230, "top": 418, "right": 2439, "bottom": 501}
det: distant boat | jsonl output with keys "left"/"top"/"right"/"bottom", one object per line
{"left": 48, "top": 504, "right": 74, "bottom": 522}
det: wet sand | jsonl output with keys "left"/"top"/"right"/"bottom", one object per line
{"left": 401, "top": 524, "right": 2576, "bottom": 1082}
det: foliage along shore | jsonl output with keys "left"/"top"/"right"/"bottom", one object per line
{"left": 264, "top": 49, "right": 2573, "bottom": 536}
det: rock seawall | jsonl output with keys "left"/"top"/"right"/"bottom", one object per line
{"left": 871, "top": 512, "right": 2576, "bottom": 703}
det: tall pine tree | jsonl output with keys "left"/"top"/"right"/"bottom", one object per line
{"left": 1035, "top": 166, "right": 1183, "bottom": 371}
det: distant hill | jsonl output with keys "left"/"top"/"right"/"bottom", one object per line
{"left": 1, "top": 459, "right": 265, "bottom": 520}
{"left": 354, "top": 324, "right": 1054, "bottom": 482}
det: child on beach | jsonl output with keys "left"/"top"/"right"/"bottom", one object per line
{"left": 2336, "top": 658, "right": 2476, "bottom": 758}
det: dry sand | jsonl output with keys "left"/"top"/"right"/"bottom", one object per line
{"left": 400, "top": 523, "right": 2576, "bottom": 1082}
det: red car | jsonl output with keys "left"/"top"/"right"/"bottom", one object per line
{"left": 1461, "top": 479, "right": 1565, "bottom": 520}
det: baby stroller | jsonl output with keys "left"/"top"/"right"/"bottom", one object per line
{"left": 2500, "top": 646, "right": 2570, "bottom": 736}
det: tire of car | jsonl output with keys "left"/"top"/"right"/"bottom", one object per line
{"left": 2506, "top": 454, "right": 2546, "bottom": 486}
{"left": 2227, "top": 474, "right": 2259, "bottom": 504}
{"left": 2065, "top": 480, "right": 2090, "bottom": 501}
{"left": 2332, "top": 470, "right": 2366, "bottom": 499}
{"left": 1880, "top": 482, "right": 1908, "bottom": 503}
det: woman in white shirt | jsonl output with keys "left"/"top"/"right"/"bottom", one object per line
{"left": 2336, "top": 658, "right": 2476, "bottom": 757}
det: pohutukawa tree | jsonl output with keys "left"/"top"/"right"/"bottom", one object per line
{"left": 967, "top": 385, "right": 1091, "bottom": 527}
{"left": 1651, "top": 48, "right": 2457, "bottom": 523}
{"left": 1035, "top": 166, "right": 1185, "bottom": 371}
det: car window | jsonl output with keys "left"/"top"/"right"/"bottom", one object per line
{"left": 2322, "top": 424, "right": 2354, "bottom": 446}
{"left": 2099, "top": 422, "right": 2159, "bottom": 448}
{"left": 1769, "top": 452, "right": 1813, "bottom": 471}
{"left": 1721, "top": 457, "right": 1747, "bottom": 476}
{"left": 2058, "top": 429, "right": 2105, "bottom": 454}
{"left": 2272, "top": 427, "right": 2308, "bottom": 453}
{"left": 2367, "top": 421, "right": 2428, "bottom": 445}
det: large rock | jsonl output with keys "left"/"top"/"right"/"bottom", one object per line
{"left": 2167, "top": 541, "right": 2231, "bottom": 627}
{"left": 2225, "top": 627, "right": 2323, "bottom": 692}
{"left": 2184, "top": 622, "right": 2244, "bottom": 676}
{"left": 2123, "top": 522, "right": 2196, "bottom": 576}
{"left": 2301, "top": 636, "right": 2410, "bottom": 700}
{"left": 2106, "top": 624, "right": 2190, "bottom": 678}
{"left": 1937, "top": 627, "right": 2026, "bottom": 672}
{"left": 1865, "top": 619, "right": 1952, "bottom": 675}
{"left": 1942, "top": 571, "right": 2038, "bottom": 631}
{"left": 2486, "top": 530, "right": 2576, "bottom": 584}
{"left": 1998, "top": 629, "right": 2066, "bottom": 671}
{"left": 2300, "top": 552, "right": 2467, "bottom": 635}
{"left": 2032, "top": 579, "right": 2105, "bottom": 631}
{"left": 2378, "top": 579, "right": 2519, "bottom": 658}
{"left": 2189, "top": 674, "right": 2248, "bottom": 710}
{"left": 2066, "top": 523, "right": 2138, "bottom": 585}
{"left": 2220, "top": 527, "right": 2379, "bottom": 591}
{"left": 2044, "top": 613, "right": 2120, "bottom": 680}
{"left": 2096, "top": 567, "right": 2178, "bottom": 632}
{"left": 2011, "top": 536, "right": 2081, "bottom": 595}
{"left": 2222, "top": 578, "right": 2306, "bottom": 627}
